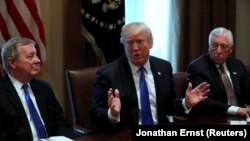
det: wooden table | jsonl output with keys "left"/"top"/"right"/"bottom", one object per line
{"left": 173, "top": 115, "right": 247, "bottom": 125}
{"left": 75, "top": 115, "right": 249, "bottom": 141}
{"left": 75, "top": 128, "right": 132, "bottom": 141}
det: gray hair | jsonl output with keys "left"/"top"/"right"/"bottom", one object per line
{"left": 208, "top": 27, "right": 234, "bottom": 47}
{"left": 1, "top": 37, "right": 36, "bottom": 72}
{"left": 120, "top": 22, "right": 153, "bottom": 44}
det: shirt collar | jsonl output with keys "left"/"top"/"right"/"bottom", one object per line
{"left": 7, "top": 73, "right": 30, "bottom": 91}
{"left": 215, "top": 63, "right": 226, "bottom": 69}
{"left": 128, "top": 59, "right": 150, "bottom": 74}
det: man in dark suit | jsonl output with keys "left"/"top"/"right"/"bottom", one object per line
{"left": 187, "top": 27, "right": 250, "bottom": 117}
{"left": 90, "top": 22, "right": 210, "bottom": 130}
{"left": 0, "top": 37, "right": 74, "bottom": 140}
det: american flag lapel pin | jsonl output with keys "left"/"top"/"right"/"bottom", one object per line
{"left": 158, "top": 72, "right": 161, "bottom": 75}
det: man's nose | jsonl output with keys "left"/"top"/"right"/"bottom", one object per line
{"left": 215, "top": 46, "right": 223, "bottom": 52}
{"left": 34, "top": 55, "right": 41, "bottom": 63}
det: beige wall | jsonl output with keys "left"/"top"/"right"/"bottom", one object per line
{"left": 40, "top": 0, "right": 65, "bottom": 108}
{"left": 39, "top": 0, "right": 250, "bottom": 112}
{"left": 236, "top": 0, "right": 250, "bottom": 65}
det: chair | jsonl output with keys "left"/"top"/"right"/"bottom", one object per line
{"left": 173, "top": 72, "right": 187, "bottom": 98}
{"left": 65, "top": 67, "right": 99, "bottom": 136}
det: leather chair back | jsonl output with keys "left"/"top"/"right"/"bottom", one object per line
{"left": 173, "top": 72, "right": 187, "bottom": 98}
{"left": 65, "top": 67, "right": 99, "bottom": 133}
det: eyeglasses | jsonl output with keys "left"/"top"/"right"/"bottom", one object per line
{"left": 210, "top": 43, "right": 230, "bottom": 51}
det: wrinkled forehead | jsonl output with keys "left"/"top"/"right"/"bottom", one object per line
{"left": 17, "top": 43, "right": 37, "bottom": 53}
{"left": 211, "top": 33, "right": 229, "bottom": 43}
{"left": 17, "top": 42, "right": 36, "bottom": 49}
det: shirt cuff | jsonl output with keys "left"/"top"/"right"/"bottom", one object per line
{"left": 108, "top": 108, "right": 120, "bottom": 124}
{"left": 227, "top": 106, "right": 239, "bottom": 115}
{"left": 182, "top": 98, "right": 192, "bottom": 114}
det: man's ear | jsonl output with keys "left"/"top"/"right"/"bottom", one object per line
{"left": 8, "top": 57, "right": 16, "bottom": 69}
{"left": 229, "top": 45, "right": 234, "bottom": 54}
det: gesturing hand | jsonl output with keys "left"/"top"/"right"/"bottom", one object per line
{"left": 108, "top": 88, "right": 121, "bottom": 118}
{"left": 185, "top": 82, "right": 210, "bottom": 109}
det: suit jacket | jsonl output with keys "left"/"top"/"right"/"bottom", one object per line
{"left": 90, "top": 55, "right": 184, "bottom": 130}
{"left": 0, "top": 75, "right": 74, "bottom": 141}
{"left": 187, "top": 53, "right": 250, "bottom": 116}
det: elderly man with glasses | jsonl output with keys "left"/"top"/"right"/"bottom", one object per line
{"left": 187, "top": 27, "right": 250, "bottom": 117}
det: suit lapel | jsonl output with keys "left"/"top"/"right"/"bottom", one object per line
{"left": 210, "top": 64, "right": 227, "bottom": 94}
{"left": 206, "top": 55, "right": 229, "bottom": 98}
{"left": 150, "top": 60, "right": 160, "bottom": 99}
{"left": 3, "top": 76, "right": 32, "bottom": 137}
{"left": 149, "top": 57, "right": 166, "bottom": 102}
{"left": 30, "top": 81, "right": 48, "bottom": 127}
{"left": 226, "top": 61, "right": 241, "bottom": 104}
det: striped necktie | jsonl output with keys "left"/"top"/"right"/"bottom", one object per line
{"left": 219, "top": 65, "right": 238, "bottom": 105}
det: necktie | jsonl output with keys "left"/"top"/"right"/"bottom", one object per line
{"left": 139, "top": 67, "right": 153, "bottom": 125}
{"left": 22, "top": 84, "right": 48, "bottom": 139}
{"left": 219, "top": 65, "right": 238, "bottom": 105}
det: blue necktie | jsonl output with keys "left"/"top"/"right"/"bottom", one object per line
{"left": 139, "top": 67, "right": 153, "bottom": 125}
{"left": 22, "top": 84, "right": 48, "bottom": 139}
